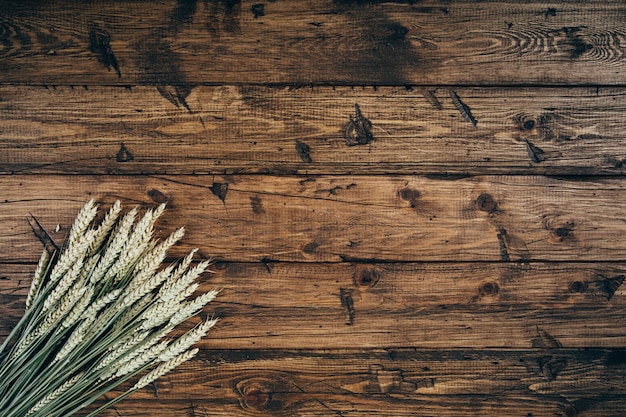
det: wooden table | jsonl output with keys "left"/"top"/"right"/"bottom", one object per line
{"left": 1, "top": 1, "right": 626, "bottom": 415}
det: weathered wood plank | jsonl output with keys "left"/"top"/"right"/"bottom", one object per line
{"left": 0, "top": 175, "right": 625, "bottom": 263}
{"left": 2, "top": 0, "right": 626, "bottom": 85}
{"left": 3, "top": 262, "right": 626, "bottom": 348}
{"left": 76, "top": 349, "right": 626, "bottom": 416}
{"left": 2, "top": 86, "right": 626, "bottom": 175}
{"left": 80, "top": 396, "right": 626, "bottom": 417}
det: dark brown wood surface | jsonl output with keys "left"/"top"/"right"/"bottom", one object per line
{"left": 3, "top": 86, "right": 626, "bottom": 175}
{"left": 2, "top": 1, "right": 626, "bottom": 85}
{"left": 1, "top": 0, "right": 625, "bottom": 416}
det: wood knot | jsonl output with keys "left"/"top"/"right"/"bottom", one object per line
{"left": 213, "top": 261, "right": 228, "bottom": 271}
{"left": 549, "top": 222, "right": 575, "bottom": 243}
{"left": 234, "top": 375, "right": 290, "bottom": 414}
{"left": 147, "top": 189, "right": 168, "bottom": 204}
{"left": 543, "top": 216, "right": 575, "bottom": 244}
{"left": 474, "top": 193, "right": 497, "bottom": 213}
{"left": 354, "top": 266, "right": 381, "bottom": 288}
{"left": 302, "top": 240, "right": 320, "bottom": 254}
{"left": 568, "top": 280, "right": 588, "bottom": 293}
{"left": 478, "top": 281, "right": 499, "bottom": 297}
{"left": 513, "top": 112, "right": 555, "bottom": 142}
{"left": 398, "top": 187, "right": 420, "bottom": 208}
{"left": 245, "top": 389, "right": 270, "bottom": 408}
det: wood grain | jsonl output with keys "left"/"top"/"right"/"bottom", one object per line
{"left": 1, "top": 0, "right": 626, "bottom": 85}
{"left": 2, "top": 86, "right": 626, "bottom": 175}
{"left": 2, "top": 0, "right": 625, "bottom": 414}
{"left": 3, "top": 262, "right": 626, "bottom": 349}
{"left": 75, "top": 349, "right": 626, "bottom": 416}
{"left": 0, "top": 175, "right": 624, "bottom": 263}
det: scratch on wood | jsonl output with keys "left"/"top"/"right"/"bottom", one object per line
{"left": 116, "top": 143, "right": 134, "bottom": 162}
{"left": 496, "top": 228, "right": 510, "bottom": 261}
{"left": 291, "top": 380, "right": 345, "bottom": 416}
{"left": 525, "top": 140, "right": 546, "bottom": 163}
{"left": 210, "top": 182, "right": 229, "bottom": 203}
{"left": 419, "top": 87, "right": 442, "bottom": 110}
{"left": 593, "top": 275, "right": 624, "bottom": 300}
{"left": 28, "top": 213, "right": 59, "bottom": 254}
{"left": 156, "top": 85, "right": 193, "bottom": 112}
{"left": 344, "top": 104, "right": 375, "bottom": 146}
{"left": 339, "top": 288, "right": 355, "bottom": 325}
{"left": 316, "top": 186, "right": 343, "bottom": 196}
{"left": 450, "top": 90, "right": 477, "bottom": 126}
{"left": 88, "top": 27, "right": 121, "bottom": 78}
{"left": 152, "top": 380, "right": 159, "bottom": 398}
{"left": 295, "top": 140, "right": 313, "bottom": 163}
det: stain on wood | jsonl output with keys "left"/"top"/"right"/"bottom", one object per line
{"left": 249, "top": 195, "right": 265, "bottom": 214}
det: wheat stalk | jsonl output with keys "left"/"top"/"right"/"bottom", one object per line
{"left": 0, "top": 201, "right": 219, "bottom": 417}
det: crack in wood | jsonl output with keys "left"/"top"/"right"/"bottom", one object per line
{"left": 496, "top": 228, "right": 510, "bottom": 261}
{"left": 27, "top": 213, "right": 59, "bottom": 254}
{"left": 88, "top": 27, "right": 121, "bottom": 78}
{"left": 339, "top": 287, "right": 355, "bottom": 325}
{"left": 525, "top": 140, "right": 546, "bottom": 163}
{"left": 295, "top": 140, "right": 312, "bottom": 163}
{"left": 420, "top": 87, "right": 442, "bottom": 110}
{"left": 450, "top": 90, "right": 477, "bottom": 126}
{"left": 593, "top": 275, "right": 624, "bottom": 300}
{"left": 532, "top": 327, "right": 562, "bottom": 349}
{"left": 344, "top": 104, "right": 374, "bottom": 146}
{"left": 210, "top": 182, "right": 229, "bottom": 203}
{"left": 156, "top": 85, "right": 193, "bottom": 112}
{"left": 251, "top": 3, "right": 265, "bottom": 18}
{"left": 116, "top": 143, "right": 134, "bottom": 163}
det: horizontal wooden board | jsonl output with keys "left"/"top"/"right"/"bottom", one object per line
{"left": 1, "top": 0, "right": 626, "bottom": 85}
{"left": 3, "top": 262, "right": 626, "bottom": 349}
{"left": 2, "top": 86, "right": 626, "bottom": 175}
{"left": 0, "top": 175, "right": 625, "bottom": 263}
{"left": 75, "top": 349, "right": 626, "bottom": 416}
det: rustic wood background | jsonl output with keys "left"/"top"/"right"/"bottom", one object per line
{"left": 2, "top": 0, "right": 626, "bottom": 415}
